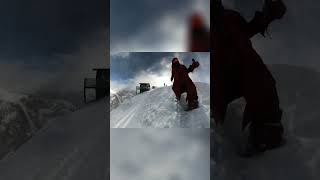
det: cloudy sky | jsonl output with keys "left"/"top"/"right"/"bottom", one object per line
{"left": 110, "top": 52, "right": 210, "bottom": 92}
{"left": 110, "top": 129, "right": 210, "bottom": 180}
{"left": 0, "top": 0, "right": 108, "bottom": 105}
{"left": 222, "top": 0, "right": 320, "bottom": 71}
{"left": 110, "top": 0, "right": 210, "bottom": 53}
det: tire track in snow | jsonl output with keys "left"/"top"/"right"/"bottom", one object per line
{"left": 113, "top": 105, "right": 140, "bottom": 128}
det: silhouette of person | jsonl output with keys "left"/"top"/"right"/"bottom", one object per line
{"left": 211, "top": 0, "right": 287, "bottom": 154}
{"left": 189, "top": 13, "right": 210, "bottom": 51}
{"left": 171, "top": 57, "right": 200, "bottom": 110}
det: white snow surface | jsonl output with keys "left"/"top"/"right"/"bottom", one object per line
{"left": 110, "top": 89, "right": 136, "bottom": 111}
{"left": 211, "top": 64, "right": 320, "bottom": 180}
{"left": 111, "top": 82, "right": 210, "bottom": 128}
{"left": 0, "top": 99, "right": 109, "bottom": 180}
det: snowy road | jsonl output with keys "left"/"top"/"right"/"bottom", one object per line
{"left": 110, "top": 83, "right": 210, "bottom": 128}
{"left": 0, "top": 99, "right": 109, "bottom": 180}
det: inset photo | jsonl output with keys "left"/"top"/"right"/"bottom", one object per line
{"left": 110, "top": 52, "right": 210, "bottom": 128}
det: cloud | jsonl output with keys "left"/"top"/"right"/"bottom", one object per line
{"left": 110, "top": 129, "right": 210, "bottom": 180}
{"left": 0, "top": 27, "right": 108, "bottom": 106}
{"left": 0, "top": 0, "right": 108, "bottom": 62}
{"left": 110, "top": 52, "right": 210, "bottom": 91}
{"left": 0, "top": 0, "right": 109, "bottom": 105}
{"left": 110, "top": 0, "right": 210, "bottom": 52}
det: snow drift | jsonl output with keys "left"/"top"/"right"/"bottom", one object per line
{"left": 110, "top": 82, "right": 210, "bottom": 128}
{"left": 211, "top": 64, "right": 320, "bottom": 180}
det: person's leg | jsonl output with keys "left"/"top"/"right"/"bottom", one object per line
{"left": 212, "top": 75, "right": 242, "bottom": 124}
{"left": 244, "top": 84, "right": 284, "bottom": 150}
{"left": 172, "top": 85, "right": 181, "bottom": 100}
{"left": 186, "top": 82, "right": 199, "bottom": 109}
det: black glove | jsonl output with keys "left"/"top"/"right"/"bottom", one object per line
{"left": 192, "top": 59, "right": 200, "bottom": 68}
{"left": 263, "top": 0, "right": 287, "bottom": 21}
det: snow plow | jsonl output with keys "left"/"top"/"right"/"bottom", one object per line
{"left": 136, "top": 83, "right": 151, "bottom": 94}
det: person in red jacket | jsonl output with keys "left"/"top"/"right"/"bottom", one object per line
{"left": 171, "top": 57, "right": 200, "bottom": 110}
{"left": 211, "top": 0, "right": 287, "bottom": 155}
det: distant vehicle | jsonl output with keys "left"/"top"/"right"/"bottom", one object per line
{"left": 136, "top": 83, "right": 151, "bottom": 94}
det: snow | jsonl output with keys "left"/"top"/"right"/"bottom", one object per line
{"left": 110, "top": 89, "right": 136, "bottom": 111}
{"left": 211, "top": 64, "right": 320, "bottom": 180}
{"left": 110, "top": 82, "right": 210, "bottom": 128}
{"left": 0, "top": 99, "right": 109, "bottom": 180}
{"left": 0, "top": 89, "right": 25, "bottom": 103}
{"left": 111, "top": 129, "right": 210, "bottom": 180}
{"left": 3, "top": 64, "right": 320, "bottom": 180}
{"left": 0, "top": 90, "right": 76, "bottom": 159}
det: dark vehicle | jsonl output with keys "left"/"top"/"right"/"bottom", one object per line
{"left": 136, "top": 83, "right": 151, "bottom": 94}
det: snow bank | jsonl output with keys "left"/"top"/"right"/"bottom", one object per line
{"left": 110, "top": 89, "right": 136, "bottom": 111}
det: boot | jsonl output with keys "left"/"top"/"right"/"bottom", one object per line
{"left": 186, "top": 100, "right": 199, "bottom": 111}
{"left": 250, "top": 122, "right": 284, "bottom": 150}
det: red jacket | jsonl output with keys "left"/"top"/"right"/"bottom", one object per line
{"left": 171, "top": 61, "right": 199, "bottom": 102}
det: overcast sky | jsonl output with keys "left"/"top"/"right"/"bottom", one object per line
{"left": 110, "top": 0, "right": 210, "bottom": 53}
{"left": 110, "top": 52, "right": 210, "bottom": 91}
{"left": 0, "top": 0, "right": 109, "bottom": 105}
{"left": 222, "top": 0, "right": 320, "bottom": 71}
{"left": 111, "top": 129, "right": 210, "bottom": 180}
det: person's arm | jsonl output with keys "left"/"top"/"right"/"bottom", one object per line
{"left": 187, "top": 59, "right": 200, "bottom": 73}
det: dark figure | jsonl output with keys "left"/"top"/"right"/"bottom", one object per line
{"left": 189, "top": 13, "right": 210, "bottom": 51}
{"left": 211, "top": 0, "right": 287, "bottom": 154}
{"left": 171, "top": 57, "right": 200, "bottom": 110}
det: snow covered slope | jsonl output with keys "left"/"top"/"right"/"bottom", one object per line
{"left": 111, "top": 82, "right": 210, "bottom": 128}
{"left": 0, "top": 99, "right": 109, "bottom": 180}
{"left": 0, "top": 89, "right": 76, "bottom": 159}
{"left": 211, "top": 64, "right": 320, "bottom": 180}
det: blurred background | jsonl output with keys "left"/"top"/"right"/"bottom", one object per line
{"left": 0, "top": 0, "right": 109, "bottom": 106}
{"left": 0, "top": 1, "right": 109, "bottom": 177}
{"left": 110, "top": 0, "right": 210, "bottom": 52}
{"left": 111, "top": 129, "right": 210, "bottom": 180}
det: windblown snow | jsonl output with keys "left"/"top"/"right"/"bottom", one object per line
{"left": 110, "top": 82, "right": 210, "bottom": 128}
{"left": 211, "top": 64, "right": 320, "bottom": 180}
{"left": 0, "top": 90, "right": 76, "bottom": 159}
{"left": 0, "top": 99, "right": 109, "bottom": 180}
